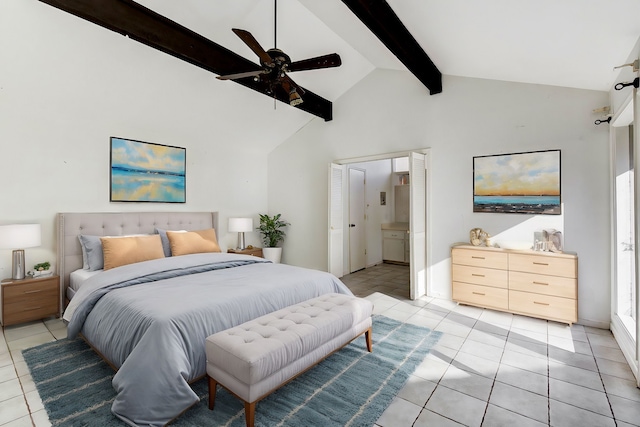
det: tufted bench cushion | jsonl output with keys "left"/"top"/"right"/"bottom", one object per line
{"left": 206, "top": 293, "right": 373, "bottom": 427}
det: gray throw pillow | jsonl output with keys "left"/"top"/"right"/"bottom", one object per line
{"left": 155, "top": 228, "right": 172, "bottom": 258}
{"left": 78, "top": 235, "right": 104, "bottom": 271}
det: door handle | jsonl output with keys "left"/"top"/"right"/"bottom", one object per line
{"left": 349, "top": 224, "right": 356, "bottom": 227}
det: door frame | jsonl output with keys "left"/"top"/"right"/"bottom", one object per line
{"left": 328, "top": 148, "right": 432, "bottom": 299}
{"left": 609, "top": 89, "right": 640, "bottom": 383}
{"left": 348, "top": 167, "right": 366, "bottom": 273}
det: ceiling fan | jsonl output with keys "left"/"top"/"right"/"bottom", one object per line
{"left": 216, "top": 0, "right": 342, "bottom": 107}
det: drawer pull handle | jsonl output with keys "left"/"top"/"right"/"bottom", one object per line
{"left": 472, "top": 292, "right": 485, "bottom": 296}
{"left": 471, "top": 256, "right": 485, "bottom": 259}
{"left": 24, "top": 306, "right": 43, "bottom": 311}
{"left": 532, "top": 281, "right": 549, "bottom": 286}
{"left": 533, "top": 301, "right": 550, "bottom": 306}
{"left": 533, "top": 262, "right": 549, "bottom": 266}
{"left": 23, "top": 290, "right": 43, "bottom": 294}
{"left": 471, "top": 274, "right": 485, "bottom": 277}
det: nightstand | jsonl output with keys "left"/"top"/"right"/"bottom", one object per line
{"left": 1, "top": 275, "right": 60, "bottom": 326}
{"left": 227, "top": 247, "right": 263, "bottom": 258}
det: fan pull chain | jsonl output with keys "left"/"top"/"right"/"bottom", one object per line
{"left": 274, "top": 0, "right": 277, "bottom": 49}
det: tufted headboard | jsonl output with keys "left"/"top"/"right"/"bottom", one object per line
{"left": 57, "top": 211, "right": 218, "bottom": 313}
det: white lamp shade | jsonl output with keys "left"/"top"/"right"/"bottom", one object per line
{"left": 228, "top": 218, "right": 253, "bottom": 233}
{"left": 0, "top": 224, "right": 42, "bottom": 249}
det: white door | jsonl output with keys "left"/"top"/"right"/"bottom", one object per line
{"left": 409, "top": 152, "right": 427, "bottom": 299}
{"left": 349, "top": 168, "right": 366, "bottom": 272}
{"left": 328, "top": 163, "right": 345, "bottom": 277}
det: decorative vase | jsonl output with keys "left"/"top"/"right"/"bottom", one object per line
{"left": 263, "top": 247, "right": 282, "bottom": 264}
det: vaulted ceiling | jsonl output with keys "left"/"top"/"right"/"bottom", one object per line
{"left": 128, "top": 0, "right": 640, "bottom": 92}
{"left": 34, "top": 0, "right": 640, "bottom": 149}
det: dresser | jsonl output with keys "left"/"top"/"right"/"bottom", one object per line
{"left": 451, "top": 245, "right": 577, "bottom": 324}
{"left": 1, "top": 275, "right": 60, "bottom": 326}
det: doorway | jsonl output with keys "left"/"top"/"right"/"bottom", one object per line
{"left": 328, "top": 149, "right": 430, "bottom": 300}
{"left": 610, "top": 91, "right": 640, "bottom": 384}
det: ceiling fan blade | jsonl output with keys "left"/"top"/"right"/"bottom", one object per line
{"left": 232, "top": 28, "right": 273, "bottom": 66}
{"left": 36, "top": 0, "right": 334, "bottom": 121}
{"left": 288, "top": 53, "right": 342, "bottom": 72}
{"left": 216, "top": 70, "right": 266, "bottom": 80}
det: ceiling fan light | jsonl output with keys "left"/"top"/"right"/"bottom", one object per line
{"left": 289, "top": 89, "right": 303, "bottom": 106}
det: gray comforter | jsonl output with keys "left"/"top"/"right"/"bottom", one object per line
{"left": 63, "top": 253, "right": 352, "bottom": 427}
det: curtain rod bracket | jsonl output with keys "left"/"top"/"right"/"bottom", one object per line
{"left": 594, "top": 116, "right": 612, "bottom": 125}
{"left": 614, "top": 60, "right": 639, "bottom": 72}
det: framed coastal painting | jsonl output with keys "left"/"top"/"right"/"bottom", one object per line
{"left": 473, "top": 149, "right": 560, "bottom": 215}
{"left": 110, "top": 137, "right": 186, "bottom": 203}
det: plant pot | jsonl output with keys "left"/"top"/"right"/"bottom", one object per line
{"left": 263, "top": 247, "right": 282, "bottom": 264}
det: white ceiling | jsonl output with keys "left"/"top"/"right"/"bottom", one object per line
{"left": 130, "top": 0, "right": 640, "bottom": 147}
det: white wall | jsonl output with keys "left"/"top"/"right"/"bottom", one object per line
{"left": 0, "top": 1, "right": 271, "bottom": 276}
{"left": 269, "top": 70, "right": 611, "bottom": 327}
{"left": 0, "top": 1, "right": 613, "bottom": 327}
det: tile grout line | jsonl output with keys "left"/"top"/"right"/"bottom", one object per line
{"left": 547, "top": 325, "right": 551, "bottom": 426}
{"left": 2, "top": 325, "right": 36, "bottom": 427}
{"left": 411, "top": 310, "right": 462, "bottom": 427}
{"left": 587, "top": 332, "right": 619, "bottom": 426}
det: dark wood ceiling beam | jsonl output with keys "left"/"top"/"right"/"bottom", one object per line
{"left": 37, "top": 0, "right": 333, "bottom": 120}
{"left": 341, "top": 0, "right": 442, "bottom": 95}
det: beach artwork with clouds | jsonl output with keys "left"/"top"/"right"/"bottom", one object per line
{"left": 473, "top": 150, "right": 560, "bottom": 214}
{"left": 110, "top": 137, "right": 186, "bottom": 203}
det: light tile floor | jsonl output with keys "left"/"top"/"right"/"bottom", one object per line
{"left": 342, "top": 263, "right": 640, "bottom": 427}
{"left": 1, "top": 263, "right": 639, "bottom": 427}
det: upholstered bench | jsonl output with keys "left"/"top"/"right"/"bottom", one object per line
{"left": 205, "top": 293, "right": 374, "bottom": 427}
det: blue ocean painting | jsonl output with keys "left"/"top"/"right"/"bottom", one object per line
{"left": 473, "top": 150, "right": 560, "bottom": 214}
{"left": 473, "top": 195, "right": 561, "bottom": 214}
{"left": 110, "top": 138, "right": 186, "bottom": 203}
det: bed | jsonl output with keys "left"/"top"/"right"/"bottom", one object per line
{"left": 57, "top": 212, "right": 352, "bottom": 427}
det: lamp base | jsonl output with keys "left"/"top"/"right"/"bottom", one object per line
{"left": 11, "top": 249, "right": 26, "bottom": 280}
{"left": 236, "top": 232, "right": 247, "bottom": 250}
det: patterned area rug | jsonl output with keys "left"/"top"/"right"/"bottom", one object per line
{"left": 23, "top": 315, "right": 441, "bottom": 427}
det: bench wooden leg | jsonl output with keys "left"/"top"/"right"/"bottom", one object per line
{"left": 365, "top": 327, "right": 372, "bottom": 352}
{"left": 244, "top": 401, "right": 255, "bottom": 427}
{"left": 208, "top": 376, "right": 217, "bottom": 410}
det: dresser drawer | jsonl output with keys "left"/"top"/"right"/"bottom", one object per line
{"left": 509, "top": 290, "right": 577, "bottom": 324}
{"left": 453, "top": 264, "right": 508, "bottom": 288}
{"left": 509, "top": 271, "right": 577, "bottom": 299}
{"left": 508, "top": 253, "right": 577, "bottom": 278}
{"left": 382, "top": 230, "right": 406, "bottom": 239}
{"left": 453, "top": 282, "right": 508, "bottom": 311}
{"left": 452, "top": 248, "right": 508, "bottom": 270}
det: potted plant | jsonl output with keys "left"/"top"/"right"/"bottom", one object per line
{"left": 257, "top": 213, "right": 289, "bottom": 263}
{"left": 30, "top": 261, "right": 52, "bottom": 278}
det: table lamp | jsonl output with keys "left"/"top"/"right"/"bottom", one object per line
{"left": 0, "top": 224, "right": 42, "bottom": 280}
{"left": 228, "top": 218, "right": 253, "bottom": 250}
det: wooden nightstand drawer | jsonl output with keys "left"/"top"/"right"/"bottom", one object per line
{"left": 508, "top": 253, "right": 577, "bottom": 278}
{"left": 509, "top": 271, "right": 577, "bottom": 299}
{"left": 509, "top": 290, "right": 577, "bottom": 324}
{"left": 452, "top": 264, "right": 508, "bottom": 288}
{"left": 1, "top": 276, "right": 60, "bottom": 326}
{"left": 452, "top": 248, "right": 508, "bottom": 270}
{"left": 452, "top": 282, "right": 508, "bottom": 311}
